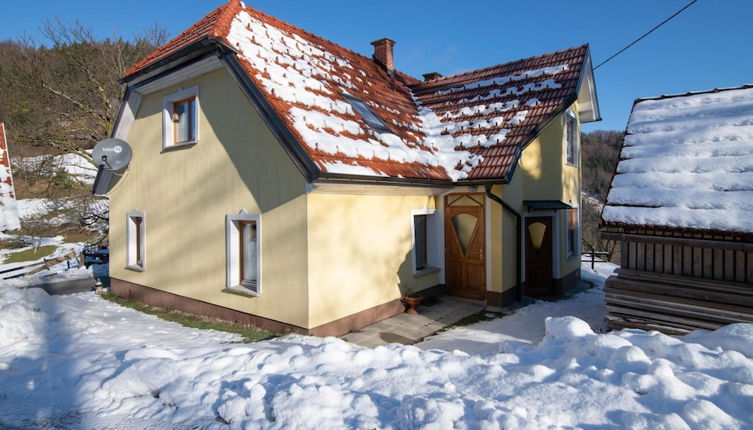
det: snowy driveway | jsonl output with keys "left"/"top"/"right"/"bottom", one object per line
{"left": 1, "top": 267, "right": 753, "bottom": 429}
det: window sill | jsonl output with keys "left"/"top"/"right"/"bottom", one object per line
{"left": 161, "top": 141, "right": 198, "bottom": 153}
{"left": 125, "top": 265, "right": 144, "bottom": 272}
{"left": 413, "top": 266, "right": 440, "bottom": 277}
{"left": 222, "top": 286, "right": 260, "bottom": 297}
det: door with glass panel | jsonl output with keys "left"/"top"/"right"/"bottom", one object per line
{"left": 445, "top": 193, "right": 486, "bottom": 300}
{"left": 525, "top": 216, "right": 554, "bottom": 297}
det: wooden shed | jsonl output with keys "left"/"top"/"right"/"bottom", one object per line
{"left": 601, "top": 85, "right": 753, "bottom": 334}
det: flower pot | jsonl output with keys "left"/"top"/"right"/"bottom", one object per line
{"left": 402, "top": 295, "right": 422, "bottom": 315}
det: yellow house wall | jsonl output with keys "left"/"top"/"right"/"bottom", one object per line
{"left": 109, "top": 67, "right": 311, "bottom": 328}
{"left": 306, "top": 193, "right": 438, "bottom": 328}
{"left": 496, "top": 102, "right": 582, "bottom": 294}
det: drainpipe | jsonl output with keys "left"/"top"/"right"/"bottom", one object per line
{"left": 485, "top": 184, "right": 523, "bottom": 302}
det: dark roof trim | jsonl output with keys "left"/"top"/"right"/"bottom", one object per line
{"left": 317, "top": 172, "right": 452, "bottom": 187}
{"left": 315, "top": 175, "right": 453, "bottom": 189}
{"left": 600, "top": 221, "right": 753, "bottom": 241}
{"left": 524, "top": 200, "right": 572, "bottom": 210}
{"left": 503, "top": 92, "right": 579, "bottom": 183}
{"left": 122, "top": 37, "right": 226, "bottom": 84}
{"left": 634, "top": 83, "right": 753, "bottom": 104}
{"left": 219, "top": 53, "right": 322, "bottom": 183}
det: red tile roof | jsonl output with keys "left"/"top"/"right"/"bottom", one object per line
{"left": 0, "top": 122, "right": 21, "bottom": 231}
{"left": 124, "top": 0, "right": 591, "bottom": 182}
{"left": 123, "top": 1, "right": 241, "bottom": 77}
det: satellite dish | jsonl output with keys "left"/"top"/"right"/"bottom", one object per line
{"left": 92, "top": 138, "right": 132, "bottom": 171}
{"left": 91, "top": 138, "right": 132, "bottom": 196}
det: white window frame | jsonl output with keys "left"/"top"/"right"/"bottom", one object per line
{"left": 564, "top": 111, "right": 578, "bottom": 167}
{"left": 565, "top": 206, "right": 580, "bottom": 259}
{"left": 226, "top": 211, "right": 262, "bottom": 296}
{"left": 162, "top": 86, "right": 200, "bottom": 149}
{"left": 410, "top": 209, "right": 441, "bottom": 276}
{"left": 126, "top": 210, "right": 145, "bottom": 271}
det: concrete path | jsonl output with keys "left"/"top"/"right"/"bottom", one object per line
{"left": 19, "top": 277, "right": 110, "bottom": 296}
{"left": 342, "top": 296, "right": 487, "bottom": 347}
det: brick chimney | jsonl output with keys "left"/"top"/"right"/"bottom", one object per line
{"left": 371, "top": 38, "right": 395, "bottom": 73}
{"left": 422, "top": 72, "right": 443, "bottom": 82}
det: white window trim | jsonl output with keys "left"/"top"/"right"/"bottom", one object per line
{"left": 564, "top": 111, "right": 579, "bottom": 167}
{"left": 225, "top": 210, "right": 262, "bottom": 296}
{"left": 410, "top": 208, "right": 441, "bottom": 277}
{"left": 566, "top": 205, "right": 581, "bottom": 259}
{"left": 126, "top": 210, "right": 145, "bottom": 271}
{"left": 162, "top": 86, "right": 200, "bottom": 149}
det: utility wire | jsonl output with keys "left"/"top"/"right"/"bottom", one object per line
{"left": 594, "top": 0, "right": 699, "bottom": 70}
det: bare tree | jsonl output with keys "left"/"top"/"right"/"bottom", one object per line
{"left": 581, "top": 197, "right": 619, "bottom": 262}
{"left": 0, "top": 20, "right": 165, "bottom": 245}
{"left": 0, "top": 19, "right": 165, "bottom": 165}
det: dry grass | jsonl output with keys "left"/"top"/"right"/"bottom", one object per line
{"left": 2, "top": 245, "right": 58, "bottom": 264}
{"left": 100, "top": 293, "right": 277, "bottom": 343}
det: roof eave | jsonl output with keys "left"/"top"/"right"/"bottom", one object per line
{"left": 121, "top": 37, "right": 233, "bottom": 85}
{"left": 576, "top": 46, "right": 601, "bottom": 123}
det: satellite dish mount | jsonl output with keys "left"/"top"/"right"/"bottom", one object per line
{"left": 91, "top": 138, "right": 132, "bottom": 196}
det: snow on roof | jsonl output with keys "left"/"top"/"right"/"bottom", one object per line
{"left": 602, "top": 85, "right": 753, "bottom": 234}
{"left": 0, "top": 123, "right": 21, "bottom": 232}
{"left": 124, "top": 0, "right": 591, "bottom": 182}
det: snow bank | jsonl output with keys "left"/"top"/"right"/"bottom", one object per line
{"left": 2, "top": 272, "right": 752, "bottom": 428}
{"left": 418, "top": 263, "right": 617, "bottom": 352}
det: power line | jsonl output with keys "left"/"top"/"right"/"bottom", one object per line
{"left": 594, "top": 0, "right": 699, "bottom": 70}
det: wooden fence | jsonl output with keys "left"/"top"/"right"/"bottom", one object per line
{"left": 601, "top": 231, "right": 753, "bottom": 333}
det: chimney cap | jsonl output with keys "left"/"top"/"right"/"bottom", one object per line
{"left": 422, "top": 72, "right": 443, "bottom": 82}
{"left": 370, "top": 37, "right": 396, "bottom": 47}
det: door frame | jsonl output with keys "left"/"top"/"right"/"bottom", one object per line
{"left": 443, "top": 192, "right": 487, "bottom": 300}
{"left": 522, "top": 211, "right": 561, "bottom": 285}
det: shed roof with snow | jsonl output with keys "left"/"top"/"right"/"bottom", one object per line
{"left": 602, "top": 85, "right": 753, "bottom": 235}
{"left": 0, "top": 123, "right": 21, "bottom": 232}
{"left": 123, "top": 0, "right": 599, "bottom": 182}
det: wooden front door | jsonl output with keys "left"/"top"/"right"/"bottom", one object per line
{"left": 525, "top": 216, "right": 554, "bottom": 297}
{"left": 445, "top": 194, "right": 485, "bottom": 300}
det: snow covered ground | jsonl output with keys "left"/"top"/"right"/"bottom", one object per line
{"left": 14, "top": 153, "right": 98, "bottom": 185}
{"left": 1, "top": 264, "right": 752, "bottom": 429}
{"left": 417, "top": 263, "right": 618, "bottom": 352}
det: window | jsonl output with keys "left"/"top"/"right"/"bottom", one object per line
{"left": 226, "top": 211, "right": 262, "bottom": 295}
{"left": 341, "top": 93, "right": 391, "bottom": 133}
{"left": 414, "top": 214, "right": 428, "bottom": 271}
{"left": 411, "top": 209, "right": 440, "bottom": 275}
{"left": 173, "top": 97, "right": 196, "bottom": 144}
{"left": 564, "top": 113, "right": 577, "bottom": 166}
{"left": 163, "top": 86, "right": 199, "bottom": 148}
{"left": 239, "top": 220, "right": 258, "bottom": 286}
{"left": 126, "top": 211, "right": 145, "bottom": 270}
{"left": 566, "top": 207, "right": 579, "bottom": 258}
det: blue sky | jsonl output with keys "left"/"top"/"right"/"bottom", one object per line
{"left": 2, "top": 0, "right": 751, "bottom": 131}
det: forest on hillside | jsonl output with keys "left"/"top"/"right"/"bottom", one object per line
{"left": 580, "top": 130, "right": 623, "bottom": 261}
{"left": 0, "top": 22, "right": 164, "bottom": 246}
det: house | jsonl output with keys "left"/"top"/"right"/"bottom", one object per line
{"left": 107, "top": 0, "right": 600, "bottom": 336}
{"left": 0, "top": 123, "right": 21, "bottom": 232}
{"left": 601, "top": 85, "right": 753, "bottom": 334}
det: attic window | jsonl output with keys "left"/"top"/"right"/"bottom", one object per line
{"left": 341, "top": 93, "right": 390, "bottom": 133}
